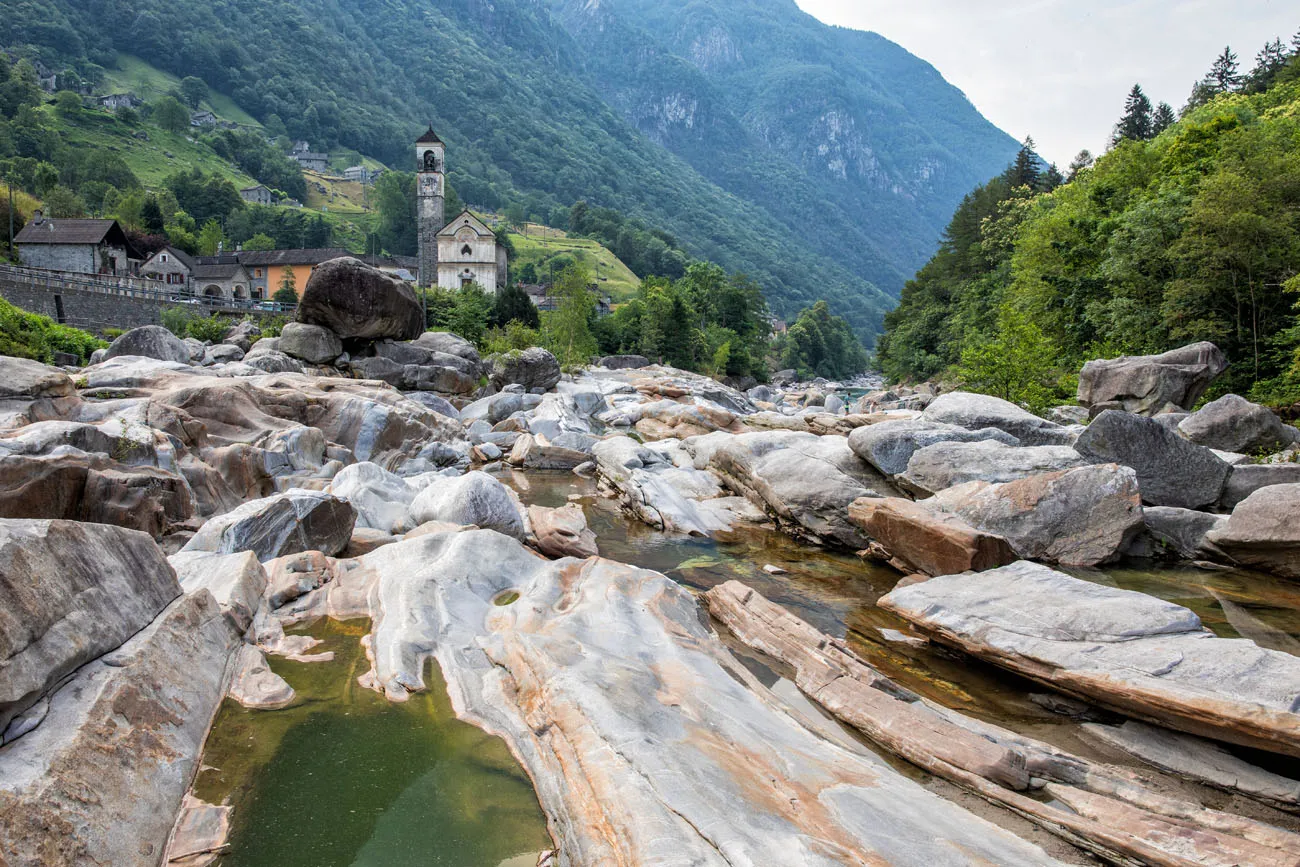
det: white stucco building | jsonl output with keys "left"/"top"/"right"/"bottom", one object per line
{"left": 436, "top": 210, "right": 508, "bottom": 294}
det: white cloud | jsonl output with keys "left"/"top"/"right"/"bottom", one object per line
{"left": 795, "top": 0, "right": 1297, "bottom": 165}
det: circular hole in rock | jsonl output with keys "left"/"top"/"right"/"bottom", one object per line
{"left": 493, "top": 590, "right": 521, "bottom": 607}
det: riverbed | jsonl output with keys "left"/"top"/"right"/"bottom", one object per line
{"left": 200, "top": 470, "right": 1300, "bottom": 864}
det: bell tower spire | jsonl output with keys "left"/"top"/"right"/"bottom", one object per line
{"left": 416, "top": 126, "right": 446, "bottom": 288}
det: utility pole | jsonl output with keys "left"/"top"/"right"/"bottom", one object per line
{"left": 7, "top": 172, "right": 14, "bottom": 263}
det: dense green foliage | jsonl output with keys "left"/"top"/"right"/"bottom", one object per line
{"left": 160, "top": 307, "right": 236, "bottom": 341}
{"left": 594, "top": 263, "right": 769, "bottom": 377}
{"left": 2, "top": 0, "right": 1018, "bottom": 338}
{"left": 878, "top": 41, "right": 1300, "bottom": 407}
{"left": 776, "top": 301, "right": 869, "bottom": 380}
{"left": 491, "top": 281, "right": 540, "bottom": 329}
{"left": 0, "top": 296, "right": 104, "bottom": 362}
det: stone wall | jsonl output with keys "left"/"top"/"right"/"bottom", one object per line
{"left": 0, "top": 267, "right": 285, "bottom": 334}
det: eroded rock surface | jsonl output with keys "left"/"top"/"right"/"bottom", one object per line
{"left": 1078, "top": 341, "right": 1228, "bottom": 416}
{"left": 182, "top": 489, "right": 356, "bottom": 560}
{"left": 1207, "top": 483, "right": 1300, "bottom": 580}
{"left": 356, "top": 530, "right": 1063, "bottom": 865}
{"left": 922, "top": 391, "right": 1073, "bottom": 446}
{"left": 296, "top": 257, "right": 423, "bottom": 342}
{"left": 880, "top": 561, "right": 1300, "bottom": 757}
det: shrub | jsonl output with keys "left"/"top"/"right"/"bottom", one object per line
{"left": 0, "top": 297, "right": 105, "bottom": 363}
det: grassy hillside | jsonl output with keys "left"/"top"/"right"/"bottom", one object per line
{"left": 101, "top": 55, "right": 260, "bottom": 128}
{"left": 507, "top": 226, "right": 641, "bottom": 301}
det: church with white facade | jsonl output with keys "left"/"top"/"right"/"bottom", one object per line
{"left": 415, "top": 126, "right": 508, "bottom": 293}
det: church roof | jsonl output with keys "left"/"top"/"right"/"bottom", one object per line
{"left": 436, "top": 210, "right": 495, "bottom": 239}
{"left": 416, "top": 126, "right": 443, "bottom": 145}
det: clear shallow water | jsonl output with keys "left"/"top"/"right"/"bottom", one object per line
{"left": 197, "top": 619, "right": 550, "bottom": 867}
{"left": 200, "top": 471, "right": 1300, "bottom": 864}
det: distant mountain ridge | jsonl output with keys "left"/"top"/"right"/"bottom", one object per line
{"left": 7, "top": 0, "right": 1018, "bottom": 339}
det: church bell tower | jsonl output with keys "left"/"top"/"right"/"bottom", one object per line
{"left": 415, "top": 126, "right": 446, "bottom": 288}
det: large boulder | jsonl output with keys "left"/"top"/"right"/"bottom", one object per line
{"left": 599, "top": 354, "right": 650, "bottom": 370}
{"left": 1141, "top": 507, "right": 1229, "bottom": 561}
{"left": 922, "top": 391, "right": 1072, "bottom": 446}
{"left": 0, "top": 590, "right": 238, "bottom": 865}
{"left": 1074, "top": 410, "right": 1230, "bottom": 509}
{"left": 847, "top": 419, "right": 1019, "bottom": 477}
{"left": 879, "top": 561, "right": 1300, "bottom": 757}
{"left": 1177, "top": 394, "right": 1300, "bottom": 454}
{"left": 222, "top": 320, "right": 261, "bottom": 352}
{"left": 1078, "top": 342, "right": 1228, "bottom": 417}
{"left": 182, "top": 489, "right": 357, "bottom": 560}
{"left": 847, "top": 497, "right": 1018, "bottom": 576}
{"left": 898, "top": 440, "right": 1089, "bottom": 497}
{"left": 277, "top": 322, "right": 343, "bottom": 364}
{"left": 489, "top": 347, "right": 561, "bottom": 392}
{"left": 528, "top": 503, "right": 598, "bottom": 558}
{"left": 102, "top": 325, "right": 191, "bottom": 364}
{"left": 928, "top": 464, "right": 1144, "bottom": 566}
{"left": 0, "top": 520, "right": 181, "bottom": 738}
{"left": 1206, "top": 483, "right": 1300, "bottom": 580}
{"left": 296, "top": 257, "right": 423, "bottom": 342}
{"left": 1219, "top": 462, "right": 1300, "bottom": 509}
{"left": 168, "top": 550, "right": 269, "bottom": 635}
{"left": 328, "top": 461, "right": 427, "bottom": 534}
{"left": 407, "top": 471, "right": 524, "bottom": 538}
{"left": 0, "top": 357, "right": 76, "bottom": 401}
{"left": 410, "top": 331, "right": 481, "bottom": 364}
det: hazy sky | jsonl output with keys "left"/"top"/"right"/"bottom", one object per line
{"left": 795, "top": 1, "right": 1298, "bottom": 166}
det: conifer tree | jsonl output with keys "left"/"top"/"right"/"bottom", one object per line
{"left": 1008, "top": 136, "right": 1039, "bottom": 189}
{"left": 1207, "top": 46, "right": 1242, "bottom": 93}
{"left": 1112, "top": 84, "right": 1153, "bottom": 144}
{"left": 1245, "top": 38, "right": 1289, "bottom": 92}
{"left": 1066, "top": 149, "right": 1094, "bottom": 182}
{"left": 1151, "top": 102, "right": 1176, "bottom": 135}
{"left": 1040, "top": 163, "right": 1064, "bottom": 192}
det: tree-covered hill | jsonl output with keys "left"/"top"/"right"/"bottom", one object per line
{"left": 877, "top": 38, "right": 1300, "bottom": 408}
{"left": 3, "top": 0, "right": 1017, "bottom": 340}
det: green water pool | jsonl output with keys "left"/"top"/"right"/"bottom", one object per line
{"left": 195, "top": 619, "right": 551, "bottom": 867}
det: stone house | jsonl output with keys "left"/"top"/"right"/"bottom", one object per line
{"left": 343, "top": 165, "right": 373, "bottom": 184}
{"left": 15, "top": 214, "right": 141, "bottom": 276}
{"left": 98, "top": 93, "right": 142, "bottom": 111}
{"left": 190, "top": 110, "right": 218, "bottom": 127}
{"left": 290, "top": 149, "right": 329, "bottom": 173}
{"left": 139, "top": 246, "right": 196, "bottom": 292}
{"left": 436, "top": 210, "right": 507, "bottom": 294}
{"left": 234, "top": 248, "right": 351, "bottom": 299}
{"left": 190, "top": 256, "right": 253, "bottom": 300}
{"left": 240, "top": 184, "right": 276, "bottom": 206}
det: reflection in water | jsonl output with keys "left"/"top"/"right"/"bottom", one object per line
{"left": 197, "top": 620, "right": 550, "bottom": 867}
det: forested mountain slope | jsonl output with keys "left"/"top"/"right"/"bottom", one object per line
{"left": 877, "top": 48, "right": 1300, "bottom": 407}
{"left": 5, "top": 0, "right": 1017, "bottom": 338}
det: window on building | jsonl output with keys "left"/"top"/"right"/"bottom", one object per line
{"left": 461, "top": 245, "right": 472, "bottom": 256}
{"left": 160, "top": 254, "right": 169, "bottom": 263}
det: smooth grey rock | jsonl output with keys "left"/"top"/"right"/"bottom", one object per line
{"left": 241, "top": 349, "right": 303, "bottom": 374}
{"left": 1078, "top": 342, "right": 1228, "bottom": 416}
{"left": 899, "top": 440, "right": 1088, "bottom": 497}
{"left": 228, "top": 644, "right": 294, "bottom": 709}
{"left": 848, "top": 419, "right": 1019, "bottom": 477}
{"left": 880, "top": 560, "right": 1300, "bottom": 756}
{"left": 168, "top": 549, "right": 268, "bottom": 635}
{"left": 599, "top": 354, "right": 650, "bottom": 369}
{"left": 593, "top": 437, "right": 750, "bottom": 536}
{"left": 489, "top": 347, "right": 561, "bottom": 392}
{"left": 222, "top": 320, "right": 260, "bottom": 352}
{"left": 243, "top": 336, "right": 281, "bottom": 356}
{"left": 408, "top": 471, "right": 524, "bottom": 538}
{"left": 1178, "top": 394, "right": 1300, "bottom": 454}
{"left": 202, "top": 343, "right": 245, "bottom": 365}
{"left": 296, "top": 257, "right": 423, "bottom": 342}
{"left": 1141, "top": 507, "right": 1229, "bottom": 561}
{"left": 0, "top": 519, "right": 181, "bottom": 736}
{"left": 357, "top": 530, "right": 1062, "bottom": 865}
{"left": 182, "top": 489, "right": 357, "bottom": 560}
{"left": 0, "top": 357, "right": 76, "bottom": 400}
{"left": 929, "top": 464, "right": 1143, "bottom": 566}
{"left": 278, "top": 322, "right": 343, "bottom": 364}
{"left": 923, "top": 391, "right": 1072, "bottom": 446}
{"left": 402, "top": 391, "right": 461, "bottom": 420}
{"left": 1046, "top": 405, "right": 1090, "bottom": 425}
{"left": 328, "top": 461, "right": 428, "bottom": 534}
{"left": 1207, "top": 483, "right": 1300, "bottom": 580}
{"left": 823, "top": 394, "right": 845, "bottom": 415}
{"left": 1219, "top": 462, "right": 1300, "bottom": 509}
{"left": 1084, "top": 721, "right": 1300, "bottom": 810}
{"left": 0, "top": 590, "right": 238, "bottom": 865}
{"left": 88, "top": 347, "right": 107, "bottom": 366}
{"left": 103, "top": 325, "right": 191, "bottom": 365}
{"left": 701, "top": 430, "right": 901, "bottom": 547}
{"left": 412, "top": 331, "right": 482, "bottom": 364}
{"left": 1074, "top": 410, "right": 1230, "bottom": 509}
